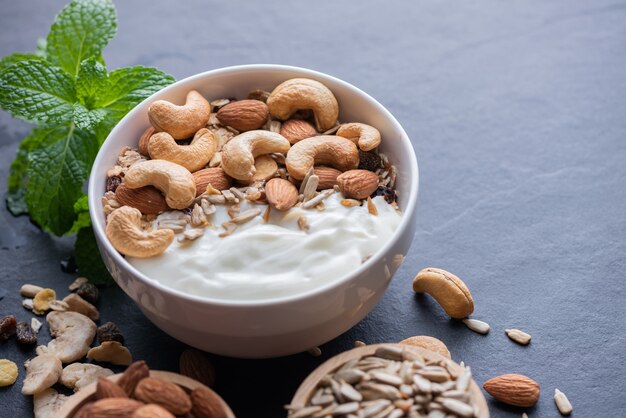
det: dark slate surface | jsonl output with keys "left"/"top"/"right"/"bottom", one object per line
{"left": 1, "top": 0, "right": 625, "bottom": 416}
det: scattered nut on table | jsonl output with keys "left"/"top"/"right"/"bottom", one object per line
{"left": 22, "top": 353, "right": 62, "bottom": 395}
{"left": 60, "top": 363, "right": 114, "bottom": 392}
{"left": 87, "top": 341, "right": 133, "bottom": 366}
{"left": 45, "top": 311, "right": 96, "bottom": 363}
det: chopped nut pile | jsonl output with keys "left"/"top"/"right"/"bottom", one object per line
{"left": 102, "top": 78, "right": 400, "bottom": 258}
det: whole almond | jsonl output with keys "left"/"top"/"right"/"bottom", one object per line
{"left": 191, "top": 386, "right": 228, "bottom": 418}
{"left": 179, "top": 349, "right": 216, "bottom": 387}
{"left": 138, "top": 127, "right": 154, "bottom": 156}
{"left": 483, "top": 373, "right": 540, "bottom": 407}
{"left": 313, "top": 166, "right": 342, "bottom": 190}
{"left": 280, "top": 119, "right": 317, "bottom": 143}
{"left": 265, "top": 178, "right": 299, "bottom": 211}
{"left": 132, "top": 404, "right": 175, "bottom": 418}
{"left": 116, "top": 184, "right": 169, "bottom": 214}
{"left": 216, "top": 99, "right": 269, "bottom": 132}
{"left": 117, "top": 361, "right": 149, "bottom": 396}
{"left": 87, "top": 398, "right": 143, "bottom": 418}
{"left": 192, "top": 168, "right": 231, "bottom": 196}
{"left": 134, "top": 377, "right": 192, "bottom": 415}
{"left": 95, "top": 378, "right": 128, "bottom": 399}
{"left": 336, "top": 169, "right": 379, "bottom": 200}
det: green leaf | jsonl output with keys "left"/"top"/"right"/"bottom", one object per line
{"left": 73, "top": 103, "right": 107, "bottom": 129}
{"left": 75, "top": 226, "right": 114, "bottom": 285}
{"left": 25, "top": 123, "right": 99, "bottom": 235}
{"left": 35, "top": 38, "right": 47, "bottom": 58}
{"left": 0, "top": 59, "right": 76, "bottom": 124}
{"left": 46, "top": 0, "right": 116, "bottom": 78}
{"left": 76, "top": 57, "right": 108, "bottom": 107}
{"left": 69, "top": 194, "right": 91, "bottom": 233}
{"left": 6, "top": 125, "right": 60, "bottom": 215}
{"left": 96, "top": 66, "right": 175, "bottom": 120}
{"left": 0, "top": 53, "right": 42, "bottom": 73}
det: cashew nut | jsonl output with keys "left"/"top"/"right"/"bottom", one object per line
{"left": 106, "top": 206, "right": 174, "bottom": 258}
{"left": 62, "top": 293, "right": 100, "bottom": 321}
{"left": 87, "top": 341, "right": 133, "bottom": 366}
{"left": 22, "top": 353, "right": 62, "bottom": 395}
{"left": 60, "top": 363, "right": 113, "bottom": 392}
{"left": 267, "top": 78, "right": 339, "bottom": 131}
{"left": 124, "top": 160, "right": 196, "bottom": 209}
{"left": 285, "top": 135, "right": 359, "bottom": 180}
{"left": 148, "top": 90, "right": 211, "bottom": 139}
{"left": 221, "top": 130, "right": 290, "bottom": 181}
{"left": 33, "top": 388, "right": 68, "bottom": 418}
{"left": 412, "top": 268, "right": 474, "bottom": 319}
{"left": 46, "top": 311, "right": 97, "bottom": 363}
{"left": 148, "top": 128, "right": 218, "bottom": 173}
{"left": 239, "top": 155, "right": 277, "bottom": 184}
{"left": 336, "top": 122, "right": 382, "bottom": 151}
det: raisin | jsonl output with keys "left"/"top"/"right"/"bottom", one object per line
{"left": 372, "top": 186, "right": 397, "bottom": 204}
{"left": 106, "top": 176, "right": 122, "bottom": 192}
{"left": 97, "top": 322, "right": 125, "bottom": 345}
{"left": 358, "top": 150, "right": 383, "bottom": 172}
{"left": 15, "top": 321, "right": 36, "bottom": 345}
{"left": 77, "top": 283, "right": 99, "bottom": 304}
{"left": 0, "top": 315, "right": 17, "bottom": 341}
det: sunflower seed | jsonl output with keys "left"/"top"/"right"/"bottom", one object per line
{"left": 307, "top": 346, "right": 322, "bottom": 357}
{"left": 361, "top": 400, "right": 391, "bottom": 417}
{"left": 303, "top": 175, "right": 319, "bottom": 201}
{"left": 413, "top": 375, "right": 432, "bottom": 393}
{"left": 388, "top": 409, "right": 404, "bottom": 418}
{"left": 370, "top": 404, "right": 395, "bottom": 418}
{"left": 231, "top": 208, "right": 261, "bottom": 224}
{"left": 505, "top": 328, "right": 532, "bottom": 345}
{"left": 419, "top": 366, "right": 450, "bottom": 383}
{"left": 200, "top": 199, "right": 216, "bottom": 216}
{"left": 335, "top": 368, "right": 365, "bottom": 384}
{"left": 340, "top": 382, "right": 363, "bottom": 402}
{"left": 374, "top": 345, "right": 404, "bottom": 361}
{"left": 289, "top": 406, "right": 323, "bottom": 418}
{"left": 371, "top": 371, "right": 403, "bottom": 387}
{"left": 462, "top": 318, "right": 490, "bottom": 335}
{"left": 302, "top": 189, "right": 334, "bottom": 209}
{"left": 441, "top": 398, "right": 473, "bottom": 417}
{"left": 333, "top": 402, "right": 359, "bottom": 415}
{"left": 299, "top": 167, "right": 315, "bottom": 194}
{"left": 554, "top": 389, "right": 573, "bottom": 415}
{"left": 179, "top": 228, "right": 204, "bottom": 242}
{"left": 427, "top": 411, "right": 446, "bottom": 418}
{"left": 455, "top": 367, "right": 472, "bottom": 392}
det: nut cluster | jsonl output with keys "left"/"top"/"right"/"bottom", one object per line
{"left": 104, "top": 78, "right": 400, "bottom": 258}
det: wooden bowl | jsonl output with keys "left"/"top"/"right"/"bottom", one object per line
{"left": 56, "top": 370, "right": 235, "bottom": 418}
{"left": 291, "top": 343, "right": 489, "bottom": 418}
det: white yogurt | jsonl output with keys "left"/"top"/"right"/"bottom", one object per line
{"left": 128, "top": 194, "right": 402, "bottom": 301}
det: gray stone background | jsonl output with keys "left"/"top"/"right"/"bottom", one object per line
{"left": 1, "top": 0, "right": 626, "bottom": 416}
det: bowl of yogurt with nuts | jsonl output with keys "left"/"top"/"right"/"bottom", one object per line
{"left": 88, "top": 65, "right": 418, "bottom": 358}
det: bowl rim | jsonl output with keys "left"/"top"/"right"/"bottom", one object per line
{"left": 88, "top": 64, "right": 419, "bottom": 307}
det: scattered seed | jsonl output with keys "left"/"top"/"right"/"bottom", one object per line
{"left": 231, "top": 208, "right": 261, "bottom": 224}
{"left": 262, "top": 205, "right": 271, "bottom": 223}
{"left": 455, "top": 367, "right": 472, "bottom": 392}
{"left": 302, "top": 189, "right": 334, "bottom": 209}
{"left": 554, "top": 389, "right": 572, "bottom": 416}
{"left": 367, "top": 197, "right": 378, "bottom": 216}
{"left": 22, "top": 299, "right": 34, "bottom": 310}
{"left": 179, "top": 228, "right": 205, "bottom": 242}
{"left": 374, "top": 345, "right": 404, "bottom": 361}
{"left": 340, "top": 381, "right": 363, "bottom": 402}
{"left": 219, "top": 221, "right": 238, "bottom": 237}
{"left": 441, "top": 398, "right": 473, "bottom": 417}
{"left": 298, "top": 216, "right": 310, "bottom": 232}
{"left": 191, "top": 203, "right": 208, "bottom": 227}
{"left": 354, "top": 340, "right": 366, "bottom": 348}
{"left": 307, "top": 347, "right": 322, "bottom": 357}
{"left": 505, "top": 328, "right": 532, "bottom": 345}
{"left": 303, "top": 175, "right": 319, "bottom": 201}
{"left": 0, "top": 359, "right": 18, "bottom": 387}
{"left": 288, "top": 405, "right": 323, "bottom": 418}
{"left": 206, "top": 194, "right": 227, "bottom": 204}
{"left": 333, "top": 402, "right": 359, "bottom": 415}
{"left": 462, "top": 318, "right": 490, "bottom": 335}
{"left": 30, "top": 318, "right": 42, "bottom": 334}
{"left": 341, "top": 199, "right": 361, "bottom": 207}
{"left": 371, "top": 371, "right": 403, "bottom": 387}
{"left": 299, "top": 167, "right": 315, "bottom": 195}
{"left": 200, "top": 199, "right": 216, "bottom": 216}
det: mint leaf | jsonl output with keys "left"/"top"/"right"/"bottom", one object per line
{"left": 46, "top": 0, "right": 116, "bottom": 78}
{"left": 0, "top": 59, "right": 76, "bottom": 124}
{"left": 96, "top": 66, "right": 175, "bottom": 120}
{"left": 75, "top": 226, "right": 114, "bottom": 285}
{"left": 25, "top": 123, "right": 99, "bottom": 235}
{"left": 6, "top": 125, "right": 61, "bottom": 215}
{"left": 73, "top": 103, "right": 107, "bottom": 129}
{"left": 36, "top": 39, "right": 47, "bottom": 58}
{"left": 69, "top": 194, "right": 91, "bottom": 233}
{"left": 76, "top": 57, "right": 107, "bottom": 107}
{"left": 0, "top": 53, "right": 42, "bottom": 73}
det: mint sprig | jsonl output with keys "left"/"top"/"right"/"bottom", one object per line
{"left": 0, "top": 0, "right": 175, "bottom": 284}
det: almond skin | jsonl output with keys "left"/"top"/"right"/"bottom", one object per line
{"left": 95, "top": 378, "right": 128, "bottom": 400}
{"left": 117, "top": 361, "right": 149, "bottom": 396}
{"left": 134, "top": 377, "right": 192, "bottom": 415}
{"left": 483, "top": 373, "right": 540, "bottom": 407}
{"left": 87, "top": 397, "right": 143, "bottom": 418}
{"left": 192, "top": 168, "right": 232, "bottom": 196}
{"left": 314, "top": 166, "right": 341, "bottom": 190}
{"left": 280, "top": 119, "right": 317, "bottom": 144}
{"left": 132, "top": 404, "right": 175, "bottom": 418}
{"left": 216, "top": 99, "right": 269, "bottom": 132}
{"left": 265, "top": 178, "right": 299, "bottom": 211}
{"left": 115, "top": 184, "right": 169, "bottom": 214}
{"left": 336, "top": 169, "right": 379, "bottom": 200}
{"left": 191, "top": 386, "right": 228, "bottom": 418}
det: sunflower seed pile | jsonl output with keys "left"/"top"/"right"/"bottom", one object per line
{"left": 286, "top": 346, "right": 479, "bottom": 418}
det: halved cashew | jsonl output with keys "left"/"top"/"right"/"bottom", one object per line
{"left": 22, "top": 354, "right": 62, "bottom": 395}
{"left": 148, "top": 128, "right": 218, "bottom": 172}
{"left": 412, "top": 268, "right": 474, "bottom": 319}
{"left": 46, "top": 311, "right": 97, "bottom": 363}
{"left": 106, "top": 206, "right": 174, "bottom": 258}
{"left": 124, "top": 160, "right": 196, "bottom": 209}
{"left": 62, "top": 293, "right": 100, "bottom": 321}
{"left": 148, "top": 90, "right": 211, "bottom": 139}
{"left": 87, "top": 341, "right": 133, "bottom": 366}
{"left": 285, "top": 135, "right": 359, "bottom": 180}
{"left": 239, "top": 155, "right": 277, "bottom": 185}
{"left": 221, "top": 130, "right": 290, "bottom": 181}
{"left": 60, "top": 363, "right": 113, "bottom": 392}
{"left": 267, "top": 78, "right": 339, "bottom": 131}
{"left": 336, "top": 122, "right": 382, "bottom": 151}
{"left": 33, "top": 388, "right": 68, "bottom": 418}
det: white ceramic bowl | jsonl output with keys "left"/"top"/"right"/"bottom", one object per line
{"left": 88, "top": 65, "right": 419, "bottom": 358}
